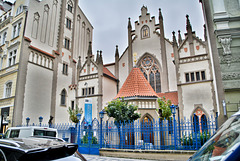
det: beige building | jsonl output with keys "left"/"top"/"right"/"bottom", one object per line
{"left": 0, "top": 0, "right": 93, "bottom": 132}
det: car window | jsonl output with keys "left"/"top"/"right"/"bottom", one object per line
{"left": 4, "top": 130, "right": 10, "bottom": 138}
{"left": 34, "top": 130, "right": 56, "bottom": 137}
{"left": 190, "top": 115, "right": 240, "bottom": 161}
{"left": 9, "top": 130, "right": 20, "bottom": 138}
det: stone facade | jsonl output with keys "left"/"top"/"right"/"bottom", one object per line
{"left": 200, "top": 0, "right": 240, "bottom": 123}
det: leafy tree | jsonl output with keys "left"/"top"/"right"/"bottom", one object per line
{"left": 105, "top": 98, "right": 141, "bottom": 125}
{"left": 105, "top": 98, "right": 141, "bottom": 148}
{"left": 156, "top": 97, "right": 172, "bottom": 120}
{"left": 68, "top": 105, "right": 83, "bottom": 124}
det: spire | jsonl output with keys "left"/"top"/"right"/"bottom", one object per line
{"left": 203, "top": 24, "right": 207, "bottom": 41}
{"left": 77, "top": 56, "right": 81, "bottom": 69}
{"left": 186, "top": 15, "right": 192, "bottom": 33}
{"left": 159, "top": 8, "right": 163, "bottom": 21}
{"left": 98, "top": 50, "right": 103, "bottom": 65}
{"left": 87, "top": 41, "right": 92, "bottom": 57}
{"left": 172, "top": 31, "right": 177, "bottom": 47}
{"left": 128, "top": 17, "right": 132, "bottom": 29}
{"left": 96, "top": 50, "right": 99, "bottom": 63}
{"left": 115, "top": 45, "right": 119, "bottom": 58}
{"left": 178, "top": 30, "right": 182, "bottom": 45}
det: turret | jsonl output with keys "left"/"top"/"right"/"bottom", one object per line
{"left": 159, "top": 8, "right": 169, "bottom": 92}
{"left": 128, "top": 17, "right": 133, "bottom": 74}
{"left": 186, "top": 15, "right": 194, "bottom": 56}
{"left": 178, "top": 30, "right": 182, "bottom": 45}
{"left": 115, "top": 45, "right": 119, "bottom": 80}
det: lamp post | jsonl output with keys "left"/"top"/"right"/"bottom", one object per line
{"left": 170, "top": 104, "right": 177, "bottom": 150}
{"left": 99, "top": 110, "right": 105, "bottom": 148}
{"left": 76, "top": 113, "right": 82, "bottom": 147}
{"left": 26, "top": 117, "right": 30, "bottom": 126}
{"left": 39, "top": 116, "right": 43, "bottom": 127}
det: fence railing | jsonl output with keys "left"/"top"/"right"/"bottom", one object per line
{"left": 18, "top": 115, "right": 218, "bottom": 151}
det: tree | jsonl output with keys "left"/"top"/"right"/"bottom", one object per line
{"left": 105, "top": 98, "right": 141, "bottom": 125}
{"left": 68, "top": 105, "right": 83, "bottom": 124}
{"left": 105, "top": 98, "right": 141, "bottom": 148}
{"left": 156, "top": 97, "right": 172, "bottom": 120}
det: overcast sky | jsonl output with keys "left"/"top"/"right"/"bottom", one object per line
{"left": 8, "top": 0, "right": 205, "bottom": 64}
{"left": 79, "top": 0, "right": 205, "bottom": 64}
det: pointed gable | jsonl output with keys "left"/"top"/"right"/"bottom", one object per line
{"left": 115, "top": 67, "right": 158, "bottom": 99}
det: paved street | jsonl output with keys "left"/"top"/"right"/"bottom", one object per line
{"left": 82, "top": 154, "right": 155, "bottom": 161}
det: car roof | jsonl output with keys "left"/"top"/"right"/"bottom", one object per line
{"left": 7, "top": 126, "right": 57, "bottom": 131}
{"left": 0, "top": 137, "right": 73, "bottom": 152}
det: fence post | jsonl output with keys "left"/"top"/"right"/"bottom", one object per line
{"left": 100, "top": 117, "right": 103, "bottom": 148}
{"left": 173, "top": 110, "right": 177, "bottom": 150}
{"left": 215, "top": 112, "right": 218, "bottom": 131}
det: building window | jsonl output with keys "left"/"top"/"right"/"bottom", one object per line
{"left": 8, "top": 50, "right": 17, "bottom": 67}
{"left": 82, "top": 87, "right": 94, "bottom": 96}
{"left": 185, "top": 70, "right": 206, "bottom": 83}
{"left": 141, "top": 25, "right": 150, "bottom": 39}
{"left": 2, "top": 32, "right": 7, "bottom": 44}
{"left": 60, "top": 89, "right": 67, "bottom": 105}
{"left": 67, "top": 0, "right": 73, "bottom": 13}
{"left": 5, "top": 82, "right": 12, "bottom": 98}
{"left": 138, "top": 55, "right": 161, "bottom": 92}
{"left": 62, "top": 63, "right": 68, "bottom": 75}
{"left": 16, "top": 5, "right": 23, "bottom": 16}
{"left": 66, "top": 18, "right": 71, "bottom": 30}
{"left": 64, "top": 38, "right": 70, "bottom": 50}
{"left": 201, "top": 71, "right": 206, "bottom": 80}
{"left": 71, "top": 101, "right": 74, "bottom": 110}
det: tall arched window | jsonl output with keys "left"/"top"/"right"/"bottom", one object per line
{"left": 60, "top": 89, "right": 67, "bottom": 105}
{"left": 141, "top": 25, "right": 150, "bottom": 39}
{"left": 201, "top": 114, "right": 208, "bottom": 133}
{"left": 193, "top": 114, "right": 200, "bottom": 132}
{"left": 138, "top": 55, "right": 161, "bottom": 92}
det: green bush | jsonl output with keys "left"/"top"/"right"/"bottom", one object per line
{"left": 81, "top": 133, "right": 98, "bottom": 144}
{"left": 181, "top": 131, "right": 210, "bottom": 146}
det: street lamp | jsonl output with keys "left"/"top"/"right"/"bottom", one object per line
{"left": 170, "top": 104, "right": 177, "bottom": 150}
{"left": 76, "top": 113, "right": 82, "bottom": 147}
{"left": 170, "top": 104, "right": 176, "bottom": 115}
{"left": 39, "top": 116, "right": 43, "bottom": 127}
{"left": 26, "top": 117, "right": 30, "bottom": 126}
{"left": 99, "top": 110, "right": 105, "bottom": 148}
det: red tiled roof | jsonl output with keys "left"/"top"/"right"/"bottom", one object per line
{"left": 115, "top": 67, "right": 158, "bottom": 99}
{"left": 103, "top": 67, "right": 117, "bottom": 80}
{"left": 157, "top": 92, "right": 178, "bottom": 105}
{"left": 24, "top": 36, "right": 32, "bottom": 42}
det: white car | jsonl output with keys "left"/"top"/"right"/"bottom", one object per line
{"left": 3, "top": 126, "right": 58, "bottom": 138}
{"left": 0, "top": 137, "right": 84, "bottom": 161}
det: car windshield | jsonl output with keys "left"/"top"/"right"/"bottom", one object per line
{"left": 190, "top": 115, "right": 240, "bottom": 161}
{"left": 34, "top": 129, "right": 56, "bottom": 137}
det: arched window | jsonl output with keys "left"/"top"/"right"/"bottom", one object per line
{"left": 60, "top": 89, "right": 67, "bottom": 105}
{"left": 138, "top": 55, "right": 161, "bottom": 92}
{"left": 201, "top": 114, "right": 208, "bottom": 133}
{"left": 67, "top": 0, "right": 73, "bottom": 13}
{"left": 141, "top": 116, "right": 154, "bottom": 144}
{"left": 193, "top": 114, "right": 200, "bottom": 133}
{"left": 141, "top": 25, "right": 150, "bottom": 39}
{"left": 5, "top": 81, "right": 12, "bottom": 98}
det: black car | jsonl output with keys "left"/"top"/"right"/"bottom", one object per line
{"left": 0, "top": 137, "right": 83, "bottom": 161}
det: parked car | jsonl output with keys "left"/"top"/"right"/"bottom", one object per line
{"left": 188, "top": 111, "right": 240, "bottom": 161}
{"left": 2, "top": 126, "right": 58, "bottom": 139}
{"left": 0, "top": 137, "right": 83, "bottom": 161}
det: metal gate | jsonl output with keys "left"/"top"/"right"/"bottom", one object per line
{"left": 78, "top": 118, "right": 100, "bottom": 155}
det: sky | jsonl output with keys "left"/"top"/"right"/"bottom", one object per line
{"left": 79, "top": 0, "right": 205, "bottom": 64}
{"left": 8, "top": 0, "right": 205, "bottom": 64}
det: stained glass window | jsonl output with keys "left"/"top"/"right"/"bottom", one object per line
{"left": 138, "top": 55, "right": 161, "bottom": 92}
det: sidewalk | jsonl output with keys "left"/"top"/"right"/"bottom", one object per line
{"left": 82, "top": 154, "right": 155, "bottom": 161}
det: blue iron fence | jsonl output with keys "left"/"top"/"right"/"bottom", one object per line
{"left": 18, "top": 114, "right": 218, "bottom": 153}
